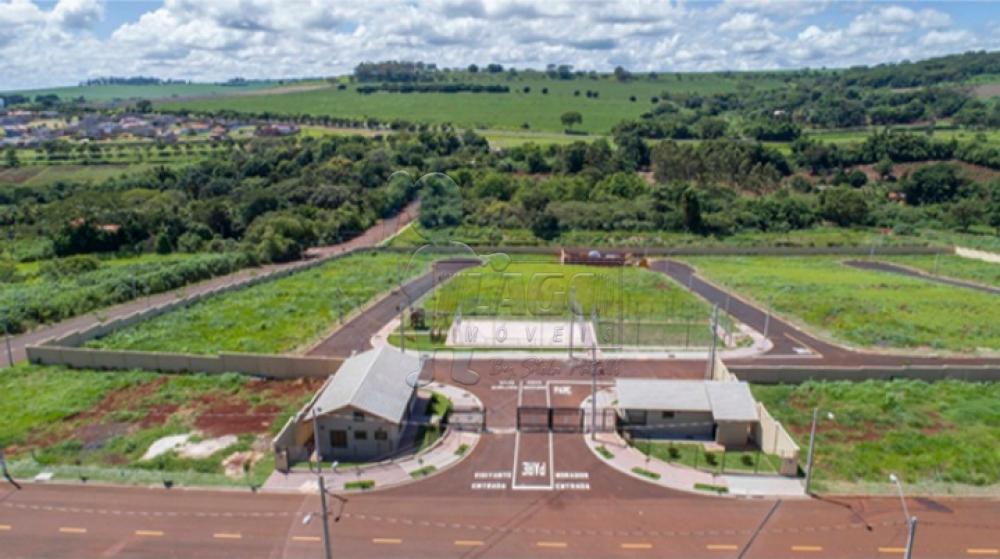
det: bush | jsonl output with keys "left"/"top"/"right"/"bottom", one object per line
{"left": 344, "top": 480, "right": 375, "bottom": 490}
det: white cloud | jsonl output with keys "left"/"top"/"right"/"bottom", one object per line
{"left": 0, "top": 0, "right": 988, "bottom": 89}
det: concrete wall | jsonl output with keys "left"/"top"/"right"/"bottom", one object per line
{"left": 956, "top": 246, "right": 1000, "bottom": 264}
{"left": 752, "top": 402, "right": 800, "bottom": 477}
{"left": 26, "top": 344, "right": 343, "bottom": 379}
{"left": 731, "top": 365, "right": 1000, "bottom": 384}
{"left": 715, "top": 421, "right": 752, "bottom": 448}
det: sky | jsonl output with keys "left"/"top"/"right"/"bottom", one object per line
{"left": 2, "top": 0, "right": 999, "bottom": 90}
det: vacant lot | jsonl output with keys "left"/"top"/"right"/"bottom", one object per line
{"left": 89, "top": 251, "right": 432, "bottom": 354}
{"left": 1, "top": 252, "right": 251, "bottom": 334}
{"left": 753, "top": 380, "right": 1000, "bottom": 491}
{"left": 683, "top": 256, "right": 1000, "bottom": 353}
{"left": 879, "top": 254, "right": 1000, "bottom": 288}
{"left": 163, "top": 73, "right": 783, "bottom": 134}
{"left": 419, "top": 259, "right": 715, "bottom": 346}
{"left": 1, "top": 364, "right": 320, "bottom": 487}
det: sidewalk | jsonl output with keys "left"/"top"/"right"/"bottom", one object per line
{"left": 262, "top": 381, "right": 481, "bottom": 494}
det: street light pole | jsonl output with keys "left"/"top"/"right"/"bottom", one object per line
{"left": 590, "top": 308, "right": 598, "bottom": 441}
{"left": 763, "top": 296, "right": 772, "bottom": 341}
{"left": 317, "top": 475, "right": 333, "bottom": 559}
{"left": 311, "top": 407, "right": 322, "bottom": 474}
{"left": 890, "top": 473, "right": 916, "bottom": 559}
{"left": 804, "top": 408, "right": 833, "bottom": 494}
{"left": 904, "top": 516, "right": 917, "bottom": 559}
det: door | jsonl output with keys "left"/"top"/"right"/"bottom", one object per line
{"left": 330, "top": 430, "right": 347, "bottom": 449}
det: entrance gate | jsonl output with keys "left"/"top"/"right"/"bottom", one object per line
{"left": 516, "top": 407, "right": 597, "bottom": 433}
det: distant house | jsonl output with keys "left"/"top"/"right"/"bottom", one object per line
{"left": 274, "top": 346, "right": 423, "bottom": 466}
{"left": 254, "top": 123, "right": 300, "bottom": 137}
{"left": 615, "top": 379, "right": 760, "bottom": 448}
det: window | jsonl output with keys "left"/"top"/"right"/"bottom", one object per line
{"left": 329, "top": 430, "right": 347, "bottom": 448}
{"left": 374, "top": 429, "right": 388, "bottom": 441}
{"left": 661, "top": 411, "right": 675, "bottom": 419}
{"left": 354, "top": 430, "right": 368, "bottom": 440}
{"left": 353, "top": 411, "right": 365, "bottom": 422}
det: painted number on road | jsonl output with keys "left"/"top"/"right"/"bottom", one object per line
{"left": 521, "top": 461, "right": 547, "bottom": 477}
{"left": 553, "top": 386, "right": 571, "bottom": 395}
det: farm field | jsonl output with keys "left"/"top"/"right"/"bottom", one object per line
{"left": 752, "top": 380, "right": 1000, "bottom": 492}
{"left": 0, "top": 163, "right": 163, "bottom": 187}
{"left": 88, "top": 251, "right": 433, "bottom": 355}
{"left": 0, "top": 364, "right": 319, "bottom": 487}
{"left": 1, "top": 252, "right": 252, "bottom": 334}
{"left": 415, "top": 258, "right": 717, "bottom": 347}
{"left": 878, "top": 254, "right": 1000, "bottom": 288}
{"left": 682, "top": 256, "right": 1000, "bottom": 353}
{"left": 1, "top": 81, "right": 288, "bottom": 103}
{"left": 162, "top": 73, "right": 786, "bottom": 134}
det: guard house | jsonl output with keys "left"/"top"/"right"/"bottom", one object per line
{"left": 615, "top": 379, "right": 760, "bottom": 448}
{"left": 274, "top": 345, "right": 423, "bottom": 465}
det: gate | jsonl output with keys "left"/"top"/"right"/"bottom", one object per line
{"left": 550, "top": 408, "right": 584, "bottom": 433}
{"left": 516, "top": 406, "right": 550, "bottom": 432}
{"left": 449, "top": 407, "right": 486, "bottom": 432}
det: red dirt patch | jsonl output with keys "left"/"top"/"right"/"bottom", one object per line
{"left": 193, "top": 378, "right": 323, "bottom": 437}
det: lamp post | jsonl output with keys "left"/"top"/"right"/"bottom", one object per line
{"left": 890, "top": 473, "right": 917, "bottom": 559}
{"left": 804, "top": 408, "right": 835, "bottom": 494}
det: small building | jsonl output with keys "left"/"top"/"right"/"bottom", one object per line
{"left": 615, "top": 379, "right": 760, "bottom": 448}
{"left": 560, "top": 248, "right": 629, "bottom": 266}
{"left": 273, "top": 346, "right": 423, "bottom": 467}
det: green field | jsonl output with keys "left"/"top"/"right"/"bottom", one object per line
{"left": 1, "top": 252, "right": 252, "bottom": 334}
{"left": 162, "top": 73, "right": 784, "bottom": 134}
{"left": 753, "top": 380, "right": 1000, "bottom": 490}
{"left": 416, "top": 258, "right": 716, "bottom": 347}
{"left": 632, "top": 440, "right": 782, "bottom": 475}
{"left": 879, "top": 254, "right": 1000, "bottom": 288}
{"left": 1, "top": 364, "right": 316, "bottom": 487}
{"left": 1, "top": 81, "right": 286, "bottom": 103}
{"left": 88, "top": 251, "right": 432, "bottom": 354}
{"left": 0, "top": 163, "right": 162, "bottom": 187}
{"left": 683, "top": 256, "right": 1000, "bottom": 353}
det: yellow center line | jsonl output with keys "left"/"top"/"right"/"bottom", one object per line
{"left": 135, "top": 530, "right": 164, "bottom": 537}
{"left": 213, "top": 533, "right": 242, "bottom": 540}
{"left": 707, "top": 544, "right": 740, "bottom": 551}
{"left": 791, "top": 545, "right": 824, "bottom": 552}
{"left": 879, "top": 547, "right": 906, "bottom": 554}
{"left": 292, "top": 536, "right": 322, "bottom": 543}
{"left": 454, "top": 540, "right": 484, "bottom": 547}
{"left": 536, "top": 541, "right": 568, "bottom": 548}
{"left": 372, "top": 538, "right": 402, "bottom": 545}
{"left": 621, "top": 542, "right": 653, "bottom": 550}
{"left": 968, "top": 550, "right": 1000, "bottom": 556}
{"left": 59, "top": 527, "right": 87, "bottom": 534}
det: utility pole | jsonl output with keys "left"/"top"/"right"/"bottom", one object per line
{"left": 804, "top": 407, "right": 819, "bottom": 493}
{"left": 317, "top": 475, "right": 333, "bottom": 559}
{"left": 904, "top": 517, "right": 917, "bottom": 559}
{"left": 706, "top": 305, "right": 719, "bottom": 380}
{"left": 891, "top": 473, "right": 917, "bottom": 559}
{"left": 763, "top": 296, "right": 772, "bottom": 341}
{"left": 590, "top": 308, "right": 598, "bottom": 441}
{"left": 311, "top": 407, "right": 322, "bottom": 474}
{"left": 568, "top": 287, "right": 575, "bottom": 360}
{"left": 399, "top": 305, "right": 406, "bottom": 353}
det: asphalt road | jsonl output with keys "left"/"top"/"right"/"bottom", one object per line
{"left": 843, "top": 259, "right": 1000, "bottom": 296}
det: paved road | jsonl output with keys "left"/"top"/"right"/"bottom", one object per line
{"left": 844, "top": 259, "right": 1000, "bottom": 296}
{"left": 651, "top": 260, "right": 1000, "bottom": 370}
{"left": 2, "top": 202, "right": 417, "bottom": 367}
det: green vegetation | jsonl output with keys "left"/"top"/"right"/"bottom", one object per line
{"left": 416, "top": 259, "right": 716, "bottom": 347}
{"left": 454, "top": 443, "right": 469, "bottom": 457}
{"left": 1, "top": 80, "right": 285, "bottom": 103}
{"left": 631, "top": 466, "right": 661, "bottom": 480}
{"left": 416, "top": 392, "right": 453, "bottom": 453}
{"left": 684, "top": 256, "right": 1000, "bottom": 352}
{"left": 693, "top": 482, "right": 729, "bottom": 494}
{"left": 752, "top": 380, "right": 1000, "bottom": 488}
{"left": 163, "top": 73, "right": 781, "bottom": 134}
{"left": 344, "top": 479, "right": 375, "bottom": 490}
{"left": 595, "top": 446, "right": 615, "bottom": 460}
{"left": 879, "top": 254, "right": 1000, "bottom": 288}
{"left": 0, "top": 252, "right": 252, "bottom": 334}
{"left": 1, "top": 364, "right": 317, "bottom": 488}
{"left": 632, "top": 440, "right": 781, "bottom": 475}
{"left": 409, "top": 465, "right": 437, "bottom": 478}
{"left": 0, "top": 163, "right": 162, "bottom": 187}
{"left": 88, "top": 251, "right": 431, "bottom": 354}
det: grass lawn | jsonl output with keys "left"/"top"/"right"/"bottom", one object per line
{"left": 752, "top": 380, "right": 1000, "bottom": 490}
{"left": 1, "top": 364, "right": 320, "bottom": 488}
{"left": 88, "top": 251, "right": 432, "bottom": 354}
{"left": 632, "top": 440, "right": 782, "bottom": 475}
{"left": 415, "top": 392, "right": 453, "bottom": 453}
{"left": 879, "top": 254, "right": 1000, "bottom": 289}
{"left": 417, "top": 259, "right": 715, "bottom": 347}
{"left": 683, "top": 256, "right": 1000, "bottom": 353}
